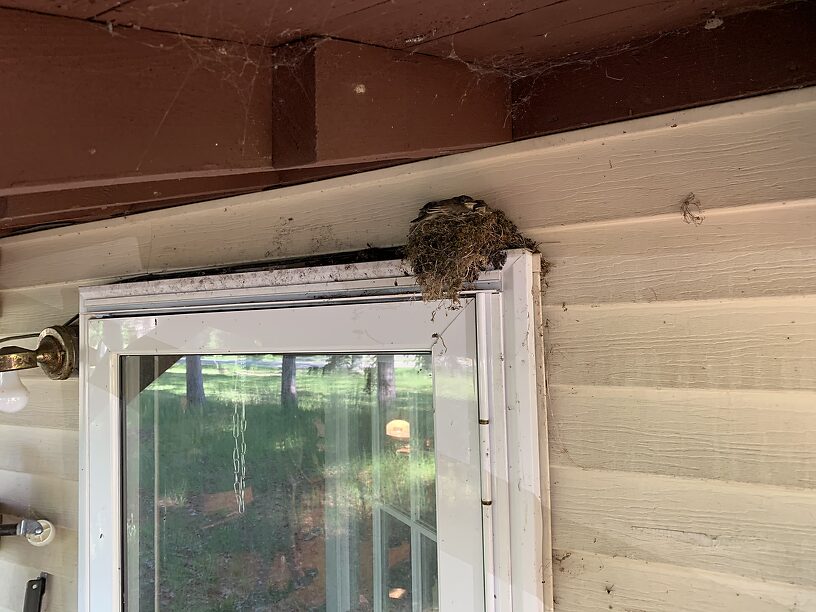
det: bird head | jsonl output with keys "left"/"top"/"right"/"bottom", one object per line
{"left": 451, "top": 195, "right": 488, "bottom": 212}
{"left": 411, "top": 195, "right": 489, "bottom": 223}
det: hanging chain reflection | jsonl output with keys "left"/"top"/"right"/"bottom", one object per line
{"left": 232, "top": 355, "right": 248, "bottom": 514}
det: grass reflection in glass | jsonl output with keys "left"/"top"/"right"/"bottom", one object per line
{"left": 124, "top": 354, "right": 436, "bottom": 612}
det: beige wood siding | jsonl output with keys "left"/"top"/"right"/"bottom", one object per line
{"left": 0, "top": 88, "right": 814, "bottom": 611}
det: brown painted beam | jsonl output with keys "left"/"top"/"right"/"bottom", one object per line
{"left": 0, "top": 12, "right": 509, "bottom": 191}
{"left": 0, "top": 173, "right": 280, "bottom": 232}
{"left": 0, "top": 160, "right": 406, "bottom": 235}
{"left": 512, "top": 2, "right": 816, "bottom": 140}
{"left": 4, "top": 2, "right": 811, "bottom": 237}
{"left": 0, "top": 8, "right": 276, "bottom": 194}
{"left": 272, "top": 38, "right": 511, "bottom": 167}
{"left": 0, "top": 10, "right": 510, "bottom": 234}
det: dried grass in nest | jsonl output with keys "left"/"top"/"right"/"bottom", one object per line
{"left": 405, "top": 208, "right": 537, "bottom": 303}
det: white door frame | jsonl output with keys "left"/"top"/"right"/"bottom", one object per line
{"left": 78, "top": 249, "right": 552, "bottom": 612}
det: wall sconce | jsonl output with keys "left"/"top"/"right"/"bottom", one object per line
{"left": 0, "top": 324, "right": 79, "bottom": 413}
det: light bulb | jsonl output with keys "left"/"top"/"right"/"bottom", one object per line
{"left": 0, "top": 371, "right": 30, "bottom": 413}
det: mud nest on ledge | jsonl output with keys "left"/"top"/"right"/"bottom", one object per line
{"left": 405, "top": 195, "right": 538, "bottom": 303}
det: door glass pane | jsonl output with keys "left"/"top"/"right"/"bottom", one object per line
{"left": 122, "top": 353, "right": 438, "bottom": 611}
{"left": 414, "top": 355, "right": 436, "bottom": 530}
{"left": 420, "top": 536, "right": 439, "bottom": 611}
{"left": 380, "top": 512, "right": 412, "bottom": 611}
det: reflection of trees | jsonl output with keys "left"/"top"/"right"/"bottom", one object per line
{"left": 185, "top": 355, "right": 206, "bottom": 408}
{"left": 138, "top": 354, "right": 434, "bottom": 610}
{"left": 281, "top": 355, "right": 298, "bottom": 412}
{"left": 279, "top": 354, "right": 311, "bottom": 589}
{"left": 377, "top": 355, "right": 396, "bottom": 409}
{"left": 352, "top": 354, "right": 364, "bottom": 371}
{"left": 322, "top": 354, "right": 368, "bottom": 374}
{"left": 323, "top": 354, "right": 350, "bottom": 373}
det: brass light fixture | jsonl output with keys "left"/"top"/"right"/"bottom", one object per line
{"left": 0, "top": 323, "right": 79, "bottom": 413}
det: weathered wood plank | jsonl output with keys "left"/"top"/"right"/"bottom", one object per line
{"left": 0, "top": 426, "right": 78, "bottom": 481}
{"left": 544, "top": 296, "right": 816, "bottom": 390}
{"left": 547, "top": 384, "right": 816, "bottom": 489}
{"left": 0, "top": 378, "right": 79, "bottom": 432}
{"left": 0, "top": 470, "right": 78, "bottom": 531}
{"left": 98, "top": 0, "right": 385, "bottom": 46}
{"left": 1, "top": 89, "right": 814, "bottom": 289}
{"left": 534, "top": 198, "right": 816, "bottom": 305}
{"left": 552, "top": 549, "right": 816, "bottom": 612}
{"left": 551, "top": 465, "right": 816, "bottom": 588}
{"left": 0, "top": 0, "right": 120, "bottom": 19}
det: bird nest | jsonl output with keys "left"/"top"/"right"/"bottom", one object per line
{"left": 405, "top": 200, "right": 537, "bottom": 303}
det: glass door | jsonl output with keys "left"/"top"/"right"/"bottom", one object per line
{"left": 122, "top": 352, "right": 438, "bottom": 612}
{"left": 85, "top": 299, "right": 485, "bottom": 612}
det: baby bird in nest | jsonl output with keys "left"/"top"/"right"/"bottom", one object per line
{"left": 411, "top": 195, "right": 488, "bottom": 224}
{"left": 405, "top": 194, "right": 536, "bottom": 302}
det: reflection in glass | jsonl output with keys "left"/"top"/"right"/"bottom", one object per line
{"left": 420, "top": 536, "right": 439, "bottom": 611}
{"left": 381, "top": 513, "right": 412, "bottom": 611}
{"left": 122, "top": 353, "right": 438, "bottom": 611}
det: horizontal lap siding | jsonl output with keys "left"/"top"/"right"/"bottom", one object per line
{"left": 0, "top": 426, "right": 78, "bottom": 481}
{"left": 0, "top": 377, "right": 80, "bottom": 431}
{"left": 0, "top": 90, "right": 813, "bottom": 611}
{"left": 0, "top": 528, "right": 78, "bottom": 579}
{"left": 551, "top": 465, "right": 816, "bottom": 588}
{"left": 0, "top": 470, "right": 78, "bottom": 532}
{"left": 544, "top": 296, "right": 816, "bottom": 390}
{"left": 0, "top": 285, "right": 84, "bottom": 336}
{"left": 533, "top": 199, "right": 816, "bottom": 304}
{"left": 539, "top": 179, "right": 816, "bottom": 605}
{"left": 552, "top": 550, "right": 816, "bottom": 612}
{"left": 547, "top": 385, "right": 816, "bottom": 489}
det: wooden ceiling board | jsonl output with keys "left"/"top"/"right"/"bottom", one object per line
{"left": 412, "top": 0, "right": 774, "bottom": 69}
{"left": 95, "top": 0, "right": 386, "bottom": 45}
{"left": 410, "top": 0, "right": 783, "bottom": 69}
{"left": 322, "top": 0, "right": 564, "bottom": 49}
{"left": 97, "top": 0, "right": 529, "bottom": 47}
{"left": 0, "top": 0, "right": 784, "bottom": 65}
{"left": 0, "top": 0, "right": 121, "bottom": 19}
{"left": 512, "top": 1, "right": 816, "bottom": 138}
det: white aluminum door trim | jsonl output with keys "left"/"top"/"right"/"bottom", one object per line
{"left": 78, "top": 250, "right": 551, "bottom": 612}
{"left": 499, "top": 253, "right": 551, "bottom": 611}
{"left": 81, "top": 299, "right": 485, "bottom": 612}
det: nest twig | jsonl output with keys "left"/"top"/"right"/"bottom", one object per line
{"left": 405, "top": 205, "right": 536, "bottom": 303}
{"left": 681, "top": 192, "right": 705, "bottom": 225}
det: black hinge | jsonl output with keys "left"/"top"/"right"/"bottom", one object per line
{"left": 22, "top": 573, "right": 47, "bottom": 612}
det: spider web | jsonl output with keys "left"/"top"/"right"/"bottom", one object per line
{"left": 88, "top": 0, "right": 707, "bottom": 152}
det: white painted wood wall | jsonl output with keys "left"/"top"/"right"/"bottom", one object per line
{"left": 1, "top": 88, "right": 815, "bottom": 612}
